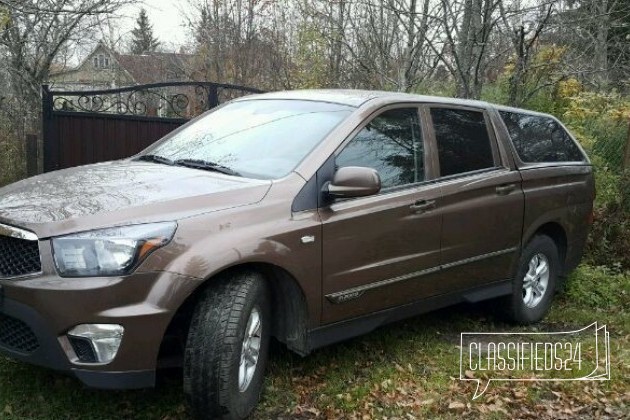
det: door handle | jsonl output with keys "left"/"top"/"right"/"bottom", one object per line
{"left": 410, "top": 199, "right": 436, "bottom": 213}
{"left": 496, "top": 183, "right": 516, "bottom": 195}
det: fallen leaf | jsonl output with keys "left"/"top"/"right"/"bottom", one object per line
{"left": 448, "top": 401, "right": 466, "bottom": 411}
{"left": 512, "top": 389, "right": 527, "bottom": 399}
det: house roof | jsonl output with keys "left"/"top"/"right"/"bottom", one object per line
{"left": 50, "top": 42, "right": 194, "bottom": 84}
{"left": 113, "top": 52, "right": 193, "bottom": 84}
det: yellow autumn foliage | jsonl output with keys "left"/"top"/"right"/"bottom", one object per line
{"left": 563, "top": 91, "right": 630, "bottom": 123}
{"left": 557, "top": 78, "right": 583, "bottom": 99}
{"left": 0, "top": 7, "right": 8, "bottom": 30}
{"left": 501, "top": 45, "right": 567, "bottom": 84}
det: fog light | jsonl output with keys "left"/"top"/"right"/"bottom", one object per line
{"left": 67, "top": 324, "right": 124, "bottom": 364}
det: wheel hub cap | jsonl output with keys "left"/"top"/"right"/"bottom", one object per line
{"left": 238, "top": 307, "right": 261, "bottom": 392}
{"left": 522, "top": 253, "right": 550, "bottom": 308}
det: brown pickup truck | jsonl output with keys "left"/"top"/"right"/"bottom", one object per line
{"left": 0, "top": 90, "right": 594, "bottom": 419}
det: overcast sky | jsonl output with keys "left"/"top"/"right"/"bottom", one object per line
{"left": 117, "top": 0, "right": 190, "bottom": 50}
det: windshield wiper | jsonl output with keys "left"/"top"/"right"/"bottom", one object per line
{"left": 136, "top": 154, "right": 174, "bottom": 165}
{"left": 174, "top": 159, "right": 241, "bottom": 177}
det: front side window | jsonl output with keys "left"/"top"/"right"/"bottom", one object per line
{"left": 336, "top": 108, "right": 423, "bottom": 189}
{"left": 499, "top": 111, "right": 585, "bottom": 163}
{"left": 147, "top": 100, "right": 354, "bottom": 180}
{"left": 431, "top": 108, "right": 495, "bottom": 177}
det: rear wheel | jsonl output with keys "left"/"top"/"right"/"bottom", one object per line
{"left": 501, "top": 235, "right": 559, "bottom": 324}
{"left": 184, "top": 271, "right": 270, "bottom": 419}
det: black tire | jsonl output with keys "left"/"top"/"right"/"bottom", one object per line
{"left": 501, "top": 235, "right": 559, "bottom": 324}
{"left": 184, "top": 271, "right": 270, "bottom": 419}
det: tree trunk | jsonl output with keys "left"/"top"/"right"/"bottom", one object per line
{"left": 508, "top": 26, "right": 526, "bottom": 106}
{"left": 455, "top": 0, "right": 473, "bottom": 98}
{"left": 594, "top": 0, "right": 609, "bottom": 88}
{"left": 624, "top": 119, "right": 630, "bottom": 171}
{"left": 399, "top": 0, "right": 417, "bottom": 92}
{"left": 455, "top": 0, "right": 484, "bottom": 99}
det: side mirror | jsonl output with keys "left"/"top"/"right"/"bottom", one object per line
{"left": 326, "top": 166, "right": 381, "bottom": 198}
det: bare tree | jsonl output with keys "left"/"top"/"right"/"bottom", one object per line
{"left": 432, "top": 0, "right": 501, "bottom": 99}
{"left": 188, "top": 0, "right": 286, "bottom": 89}
{"left": 302, "top": 0, "right": 440, "bottom": 92}
{"left": 0, "top": 0, "right": 132, "bottom": 112}
{"left": 498, "top": 0, "right": 556, "bottom": 106}
{"left": 550, "top": 0, "right": 630, "bottom": 89}
{"left": 594, "top": 0, "right": 610, "bottom": 87}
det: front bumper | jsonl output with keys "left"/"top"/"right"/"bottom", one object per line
{"left": 0, "top": 270, "right": 199, "bottom": 389}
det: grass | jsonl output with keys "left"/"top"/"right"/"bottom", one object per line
{"left": 0, "top": 265, "right": 628, "bottom": 419}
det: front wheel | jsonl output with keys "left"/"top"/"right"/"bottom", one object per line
{"left": 501, "top": 235, "right": 559, "bottom": 324}
{"left": 184, "top": 271, "right": 271, "bottom": 419}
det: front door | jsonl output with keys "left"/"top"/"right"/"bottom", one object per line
{"left": 319, "top": 106, "right": 443, "bottom": 324}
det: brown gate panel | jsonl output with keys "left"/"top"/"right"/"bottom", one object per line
{"left": 50, "top": 112, "right": 184, "bottom": 170}
{"left": 42, "top": 82, "right": 263, "bottom": 172}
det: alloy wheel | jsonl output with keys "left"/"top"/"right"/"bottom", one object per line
{"left": 522, "top": 253, "right": 550, "bottom": 308}
{"left": 238, "top": 307, "right": 262, "bottom": 392}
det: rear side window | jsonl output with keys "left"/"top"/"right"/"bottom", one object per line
{"left": 499, "top": 111, "right": 585, "bottom": 163}
{"left": 430, "top": 108, "right": 495, "bottom": 177}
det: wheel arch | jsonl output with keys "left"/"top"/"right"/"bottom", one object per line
{"left": 158, "top": 261, "right": 311, "bottom": 367}
{"left": 525, "top": 221, "right": 568, "bottom": 276}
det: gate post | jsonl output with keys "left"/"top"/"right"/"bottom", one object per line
{"left": 207, "top": 84, "right": 219, "bottom": 109}
{"left": 25, "top": 134, "right": 38, "bottom": 177}
{"left": 41, "top": 84, "right": 57, "bottom": 172}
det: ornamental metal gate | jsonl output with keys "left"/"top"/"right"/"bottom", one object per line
{"left": 41, "top": 82, "right": 263, "bottom": 172}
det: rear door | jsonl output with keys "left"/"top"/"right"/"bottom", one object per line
{"left": 427, "top": 105, "right": 524, "bottom": 294}
{"left": 319, "top": 106, "right": 443, "bottom": 324}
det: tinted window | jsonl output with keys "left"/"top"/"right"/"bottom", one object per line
{"left": 336, "top": 108, "right": 423, "bottom": 189}
{"left": 431, "top": 108, "right": 495, "bottom": 176}
{"left": 147, "top": 100, "right": 353, "bottom": 180}
{"left": 499, "top": 111, "right": 585, "bottom": 163}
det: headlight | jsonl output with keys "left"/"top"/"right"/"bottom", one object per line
{"left": 52, "top": 222, "right": 177, "bottom": 277}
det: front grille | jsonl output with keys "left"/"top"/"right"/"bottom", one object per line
{"left": 68, "top": 336, "right": 97, "bottom": 363}
{"left": 0, "top": 235, "right": 41, "bottom": 278}
{"left": 0, "top": 313, "right": 39, "bottom": 353}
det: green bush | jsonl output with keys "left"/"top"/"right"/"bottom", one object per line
{"left": 588, "top": 120, "right": 627, "bottom": 172}
{"left": 564, "top": 264, "right": 630, "bottom": 308}
{"left": 0, "top": 116, "right": 26, "bottom": 187}
{"left": 584, "top": 170, "right": 630, "bottom": 269}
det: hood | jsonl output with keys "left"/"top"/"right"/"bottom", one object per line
{"left": 0, "top": 160, "right": 272, "bottom": 238}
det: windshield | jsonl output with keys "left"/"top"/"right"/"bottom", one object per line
{"left": 143, "top": 99, "right": 354, "bottom": 179}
